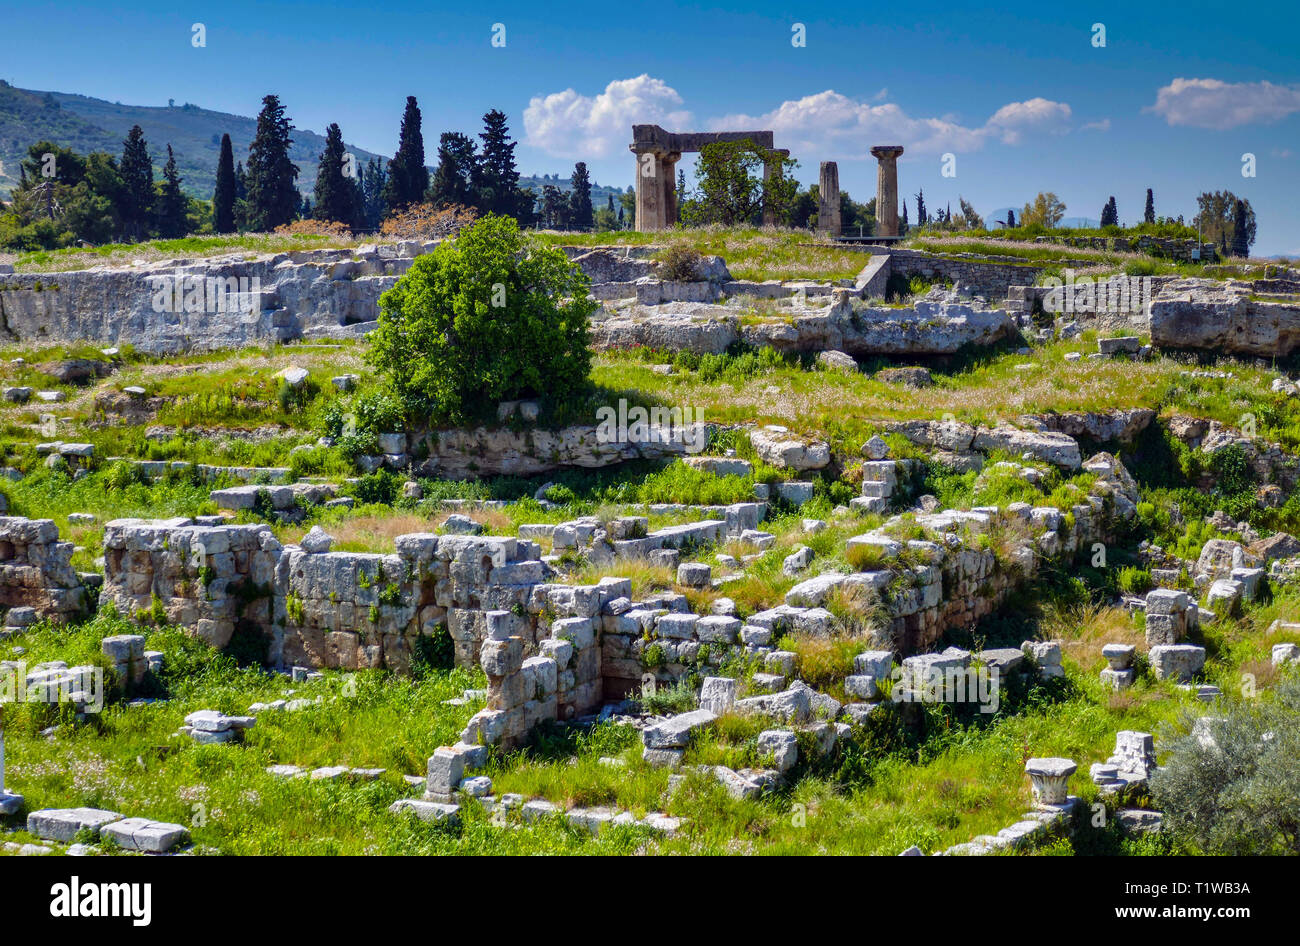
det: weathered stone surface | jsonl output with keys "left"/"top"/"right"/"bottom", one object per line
{"left": 28, "top": 807, "right": 122, "bottom": 842}
{"left": 100, "top": 817, "right": 190, "bottom": 853}
{"left": 1150, "top": 278, "right": 1300, "bottom": 356}
{"left": 643, "top": 709, "right": 718, "bottom": 749}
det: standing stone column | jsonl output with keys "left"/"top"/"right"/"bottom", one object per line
{"left": 871, "top": 145, "right": 905, "bottom": 237}
{"left": 632, "top": 148, "right": 667, "bottom": 231}
{"left": 818, "top": 161, "right": 841, "bottom": 237}
{"left": 661, "top": 152, "right": 681, "bottom": 228}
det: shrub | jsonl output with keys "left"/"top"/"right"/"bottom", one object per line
{"left": 657, "top": 245, "right": 704, "bottom": 281}
{"left": 370, "top": 215, "right": 597, "bottom": 424}
{"left": 378, "top": 202, "right": 476, "bottom": 241}
{"left": 1151, "top": 677, "right": 1300, "bottom": 854}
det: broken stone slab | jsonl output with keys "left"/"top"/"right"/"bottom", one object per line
{"left": 389, "top": 798, "right": 461, "bottom": 824}
{"left": 757, "top": 730, "right": 799, "bottom": 773}
{"left": 99, "top": 817, "right": 190, "bottom": 853}
{"left": 300, "top": 525, "right": 333, "bottom": 554}
{"left": 28, "top": 807, "right": 123, "bottom": 842}
{"left": 699, "top": 676, "right": 737, "bottom": 715}
{"left": 1149, "top": 644, "right": 1206, "bottom": 682}
{"left": 642, "top": 708, "right": 718, "bottom": 749}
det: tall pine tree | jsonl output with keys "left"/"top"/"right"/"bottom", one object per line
{"left": 313, "top": 122, "right": 358, "bottom": 226}
{"left": 245, "top": 94, "right": 300, "bottom": 231}
{"left": 213, "top": 133, "right": 237, "bottom": 233}
{"left": 569, "top": 161, "right": 594, "bottom": 231}
{"left": 475, "top": 109, "right": 529, "bottom": 221}
{"left": 157, "top": 144, "right": 188, "bottom": 238}
{"left": 1100, "top": 196, "right": 1118, "bottom": 227}
{"left": 382, "top": 96, "right": 429, "bottom": 212}
{"left": 119, "top": 124, "right": 154, "bottom": 241}
{"left": 429, "top": 131, "right": 477, "bottom": 209}
{"left": 1144, "top": 189, "right": 1155, "bottom": 225}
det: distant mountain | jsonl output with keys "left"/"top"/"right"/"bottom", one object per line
{"left": 0, "top": 81, "right": 384, "bottom": 201}
{"left": 0, "top": 81, "right": 634, "bottom": 214}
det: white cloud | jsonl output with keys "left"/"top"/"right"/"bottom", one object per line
{"left": 1147, "top": 78, "right": 1300, "bottom": 129}
{"left": 523, "top": 75, "right": 692, "bottom": 159}
{"left": 984, "top": 97, "right": 1072, "bottom": 144}
{"left": 524, "top": 79, "right": 1074, "bottom": 159}
{"left": 1080, "top": 118, "right": 1111, "bottom": 132}
{"left": 711, "top": 90, "right": 1071, "bottom": 155}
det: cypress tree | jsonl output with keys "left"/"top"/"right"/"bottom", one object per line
{"left": 245, "top": 94, "right": 300, "bottom": 231}
{"left": 361, "top": 158, "right": 387, "bottom": 228}
{"left": 313, "top": 122, "right": 357, "bottom": 225}
{"left": 213, "top": 133, "right": 237, "bottom": 233}
{"left": 1144, "top": 188, "right": 1155, "bottom": 225}
{"left": 475, "top": 109, "right": 527, "bottom": 219}
{"left": 119, "top": 124, "right": 154, "bottom": 241}
{"left": 382, "top": 96, "right": 429, "bottom": 212}
{"left": 157, "top": 144, "right": 188, "bottom": 238}
{"left": 914, "top": 189, "right": 926, "bottom": 226}
{"left": 1231, "top": 199, "right": 1252, "bottom": 257}
{"left": 569, "top": 161, "right": 594, "bottom": 231}
{"left": 429, "top": 131, "right": 477, "bottom": 208}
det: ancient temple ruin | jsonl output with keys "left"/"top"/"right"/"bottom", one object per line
{"left": 629, "top": 124, "right": 789, "bottom": 230}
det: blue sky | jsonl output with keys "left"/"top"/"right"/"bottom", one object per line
{"left": 3, "top": 0, "right": 1298, "bottom": 252}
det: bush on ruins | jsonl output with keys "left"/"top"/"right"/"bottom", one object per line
{"left": 370, "top": 214, "right": 597, "bottom": 425}
{"left": 1150, "top": 676, "right": 1300, "bottom": 855}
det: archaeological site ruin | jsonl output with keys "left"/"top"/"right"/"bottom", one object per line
{"left": 1, "top": 5, "right": 1297, "bottom": 905}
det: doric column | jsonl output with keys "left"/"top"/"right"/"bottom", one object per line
{"left": 631, "top": 147, "right": 666, "bottom": 231}
{"left": 661, "top": 152, "right": 681, "bottom": 227}
{"left": 818, "top": 161, "right": 841, "bottom": 237}
{"left": 871, "top": 145, "right": 905, "bottom": 237}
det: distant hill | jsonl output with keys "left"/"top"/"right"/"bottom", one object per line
{"left": 0, "top": 81, "right": 635, "bottom": 214}
{"left": 519, "top": 172, "right": 629, "bottom": 212}
{"left": 0, "top": 80, "right": 384, "bottom": 201}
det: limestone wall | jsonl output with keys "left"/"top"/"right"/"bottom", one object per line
{"left": 0, "top": 516, "right": 87, "bottom": 623}
{"left": 98, "top": 518, "right": 548, "bottom": 674}
{"left": 0, "top": 243, "right": 433, "bottom": 354}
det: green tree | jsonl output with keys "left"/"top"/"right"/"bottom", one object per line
{"left": 474, "top": 109, "right": 532, "bottom": 222}
{"left": 1231, "top": 198, "right": 1255, "bottom": 257}
{"left": 428, "top": 131, "right": 477, "bottom": 209}
{"left": 568, "top": 161, "right": 594, "bottom": 231}
{"left": 119, "top": 124, "right": 154, "bottom": 241}
{"left": 690, "top": 138, "right": 798, "bottom": 226}
{"left": 156, "top": 144, "right": 188, "bottom": 238}
{"left": 1100, "top": 195, "right": 1118, "bottom": 227}
{"left": 1195, "top": 190, "right": 1254, "bottom": 257}
{"left": 382, "top": 96, "right": 429, "bottom": 212}
{"left": 360, "top": 158, "right": 387, "bottom": 228}
{"left": 1151, "top": 677, "right": 1300, "bottom": 855}
{"left": 957, "top": 197, "right": 983, "bottom": 230}
{"left": 369, "top": 215, "right": 596, "bottom": 424}
{"left": 313, "top": 122, "right": 358, "bottom": 226}
{"left": 245, "top": 94, "right": 300, "bottom": 231}
{"left": 1144, "top": 188, "right": 1155, "bottom": 225}
{"left": 1020, "top": 191, "right": 1066, "bottom": 228}
{"left": 213, "top": 133, "right": 237, "bottom": 233}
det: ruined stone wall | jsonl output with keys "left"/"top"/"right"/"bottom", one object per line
{"left": 882, "top": 248, "right": 1055, "bottom": 299}
{"left": 1032, "top": 234, "right": 1217, "bottom": 262}
{"left": 0, "top": 243, "right": 434, "bottom": 354}
{"left": 0, "top": 517, "right": 87, "bottom": 623}
{"left": 98, "top": 518, "right": 549, "bottom": 674}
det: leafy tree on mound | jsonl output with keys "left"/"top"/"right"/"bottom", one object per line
{"left": 369, "top": 214, "right": 597, "bottom": 425}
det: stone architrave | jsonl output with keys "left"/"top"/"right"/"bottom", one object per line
{"left": 871, "top": 146, "right": 905, "bottom": 237}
